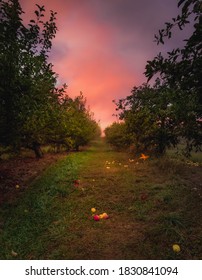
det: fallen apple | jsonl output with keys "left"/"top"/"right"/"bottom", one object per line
{"left": 102, "top": 213, "right": 109, "bottom": 219}
{"left": 73, "top": 179, "right": 80, "bottom": 184}
{"left": 73, "top": 179, "right": 80, "bottom": 187}
{"left": 91, "top": 207, "right": 96, "bottom": 213}
{"left": 93, "top": 215, "right": 100, "bottom": 221}
{"left": 172, "top": 244, "right": 180, "bottom": 253}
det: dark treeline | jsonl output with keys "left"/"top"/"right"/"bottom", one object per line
{"left": 105, "top": 0, "right": 202, "bottom": 156}
{"left": 0, "top": 0, "right": 101, "bottom": 158}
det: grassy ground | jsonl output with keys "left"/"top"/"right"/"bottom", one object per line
{"left": 0, "top": 139, "right": 202, "bottom": 259}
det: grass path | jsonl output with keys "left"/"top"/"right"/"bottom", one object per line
{"left": 0, "top": 139, "right": 202, "bottom": 259}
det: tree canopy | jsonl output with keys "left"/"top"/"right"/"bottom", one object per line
{"left": 114, "top": 0, "right": 202, "bottom": 156}
{"left": 104, "top": 122, "right": 131, "bottom": 151}
{"left": 0, "top": 0, "right": 100, "bottom": 157}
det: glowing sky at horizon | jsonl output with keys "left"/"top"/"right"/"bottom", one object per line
{"left": 19, "top": 0, "right": 191, "bottom": 131}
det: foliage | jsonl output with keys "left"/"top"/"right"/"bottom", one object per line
{"left": 104, "top": 122, "right": 131, "bottom": 150}
{"left": 116, "top": 82, "right": 180, "bottom": 154}
{"left": 144, "top": 0, "right": 202, "bottom": 155}
{"left": 0, "top": 0, "right": 100, "bottom": 157}
{"left": 146, "top": 0, "right": 202, "bottom": 99}
{"left": 0, "top": 0, "right": 58, "bottom": 153}
{"left": 46, "top": 92, "right": 101, "bottom": 151}
{"left": 115, "top": 0, "right": 202, "bottom": 156}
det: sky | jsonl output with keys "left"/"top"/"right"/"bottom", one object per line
{"left": 19, "top": 0, "right": 191, "bottom": 132}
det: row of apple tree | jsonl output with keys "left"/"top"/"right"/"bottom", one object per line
{"left": 0, "top": 1, "right": 101, "bottom": 158}
{"left": 105, "top": 0, "right": 202, "bottom": 156}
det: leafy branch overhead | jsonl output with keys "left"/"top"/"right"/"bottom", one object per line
{"left": 145, "top": 0, "right": 202, "bottom": 100}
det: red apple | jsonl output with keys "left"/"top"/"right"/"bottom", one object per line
{"left": 93, "top": 215, "right": 100, "bottom": 221}
{"left": 73, "top": 179, "right": 80, "bottom": 187}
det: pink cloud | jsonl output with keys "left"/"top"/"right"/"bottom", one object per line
{"left": 49, "top": 12, "right": 140, "bottom": 131}
{"left": 19, "top": 0, "right": 141, "bottom": 132}
{"left": 20, "top": 0, "right": 182, "bottom": 132}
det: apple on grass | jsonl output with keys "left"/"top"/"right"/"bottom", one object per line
{"left": 93, "top": 215, "right": 100, "bottom": 221}
{"left": 102, "top": 213, "right": 109, "bottom": 219}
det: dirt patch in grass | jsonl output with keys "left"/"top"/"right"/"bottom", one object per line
{"left": 0, "top": 153, "right": 66, "bottom": 205}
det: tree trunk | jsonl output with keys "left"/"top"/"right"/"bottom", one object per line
{"left": 32, "top": 141, "right": 43, "bottom": 158}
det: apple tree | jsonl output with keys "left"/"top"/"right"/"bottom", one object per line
{"left": 145, "top": 0, "right": 202, "bottom": 154}
{"left": 0, "top": 0, "right": 58, "bottom": 157}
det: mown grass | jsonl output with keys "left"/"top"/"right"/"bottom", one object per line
{"left": 0, "top": 139, "right": 201, "bottom": 259}
{"left": 0, "top": 150, "right": 88, "bottom": 259}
